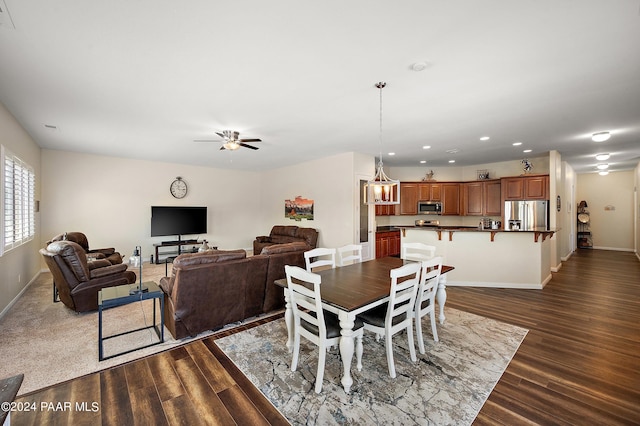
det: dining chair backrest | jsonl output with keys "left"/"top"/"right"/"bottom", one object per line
{"left": 304, "top": 247, "right": 336, "bottom": 272}
{"left": 401, "top": 242, "right": 436, "bottom": 262}
{"left": 387, "top": 262, "right": 422, "bottom": 329}
{"left": 337, "top": 244, "right": 362, "bottom": 267}
{"left": 285, "top": 265, "right": 325, "bottom": 339}
{"left": 415, "top": 256, "right": 443, "bottom": 352}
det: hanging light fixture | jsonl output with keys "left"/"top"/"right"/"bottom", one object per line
{"left": 365, "top": 82, "right": 400, "bottom": 205}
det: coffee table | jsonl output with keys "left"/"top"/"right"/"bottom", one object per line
{"left": 98, "top": 281, "right": 164, "bottom": 361}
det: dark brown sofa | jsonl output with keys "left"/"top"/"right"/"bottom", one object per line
{"left": 253, "top": 225, "right": 318, "bottom": 255}
{"left": 159, "top": 242, "right": 307, "bottom": 339}
{"left": 40, "top": 241, "right": 137, "bottom": 312}
{"left": 47, "top": 232, "right": 124, "bottom": 265}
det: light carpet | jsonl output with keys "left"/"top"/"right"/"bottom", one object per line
{"left": 0, "top": 264, "right": 276, "bottom": 396}
{"left": 217, "top": 308, "right": 528, "bottom": 426}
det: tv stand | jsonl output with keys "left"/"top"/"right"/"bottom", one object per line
{"left": 154, "top": 240, "right": 202, "bottom": 264}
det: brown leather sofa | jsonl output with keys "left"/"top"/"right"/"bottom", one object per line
{"left": 159, "top": 242, "right": 307, "bottom": 339}
{"left": 253, "top": 225, "right": 318, "bottom": 255}
{"left": 47, "top": 232, "right": 124, "bottom": 265}
{"left": 40, "top": 241, "right": 137, "bottom": 312}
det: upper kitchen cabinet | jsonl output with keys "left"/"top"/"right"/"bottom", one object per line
{"left": 375, "top": 204, "right": 397, "bottom": 216}
{"left": 418, "top": 183, "right": 442, "bottom": 201}
{"left": 441, "top": 183, "right": 461, "bottom": 215}
{"left": 462, "top": 180, "right": 501, "bottom": 216}
{"left": 399, "top": 183, "right": 419, "bottom": 215}
{"left": 502, "top": 175, "right": 549, "bottom": 201}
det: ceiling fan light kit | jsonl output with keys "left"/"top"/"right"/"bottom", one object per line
{"left": 194, "top": 129, "right": 261, "bottom": 151}
{"left": 365, "top": 82, "right": 400, "bottom": 205}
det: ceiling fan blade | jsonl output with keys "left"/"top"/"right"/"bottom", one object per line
{"left": 219, "top": 146, "right": 227, "bottom": 150}
{"left": 239, "top": 143, "right": 259, "bottom": 150}
{"left": 239, "top": 138, "right": 261, "bottom": 143}
{"left": 215, "top": 132, "right": 225, "bottom": 139}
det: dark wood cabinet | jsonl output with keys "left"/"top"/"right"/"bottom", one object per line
{"left": 441, "top": 183, "right": 460, "bottom": 215}
{"left": 485, "top": 180, "right": 502, "bottom": 216}
{"left": 375, "top": 204, "right": 396, "bottom": 216}
{"left": 375, "top": 230, "right": 400, "bottom": 259}
{"left": 418, "top": 183, "right": 442, "bottom": 201}
{"left": 399, "top": 183, "right": 419, "bottom": 215}
{"left": 462, "top": 182, "right": 483, "bottom": 216}
{"left": 502, "top": 175, "right": 548, "bottom": 201}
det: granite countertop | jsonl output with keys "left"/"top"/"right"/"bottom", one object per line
{"left": 395, "top": 225, "right": 557, "bottom": 233}
{"left": 376, "top": 226, "right": 400, "bottom": 232}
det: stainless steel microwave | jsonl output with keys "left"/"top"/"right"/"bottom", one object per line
{"left": 418, "top": 201, "right": 442, "bottom": 215}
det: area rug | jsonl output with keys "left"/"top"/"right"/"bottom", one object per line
{"left": 0, "top": 265, "right": 278, "bottom": 396}
{"left": 217, "top": 308, "right": 528, "bottom": 426}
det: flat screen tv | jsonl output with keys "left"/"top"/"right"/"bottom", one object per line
{"left": 151, "top": 206, "right": 207, "bottom": 237}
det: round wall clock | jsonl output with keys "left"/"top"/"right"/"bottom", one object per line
{"left": 170, "top": 177, "right": 187, "bottom": 199}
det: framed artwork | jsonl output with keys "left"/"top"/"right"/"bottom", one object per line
{"left": 285, "top": 196, "right": 314, "bottom": 221}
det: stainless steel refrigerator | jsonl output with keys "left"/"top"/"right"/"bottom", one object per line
{"left": 504, "top": 200, "right": 549, "bottom": 230}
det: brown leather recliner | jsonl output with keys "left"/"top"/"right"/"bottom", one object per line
{"left": 40, "top": 241, "right": 136, "bottom": 312}
{"left": 47, "top": 232, "right": 123, "bottom": 265}
{"left": 253, "top": 225, "right": 318, "bottom": 255}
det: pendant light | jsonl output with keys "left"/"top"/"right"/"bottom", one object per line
{"left": 365, "top": 82, "right": 400, "bottom": 205}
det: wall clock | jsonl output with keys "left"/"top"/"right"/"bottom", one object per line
{"left": 170, "top": 177, "right": 187, "bottom": 199}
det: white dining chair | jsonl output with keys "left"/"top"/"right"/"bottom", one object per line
{"left": 357, "top": 262, "right": 421, "bottom": 378}
{"left": 304, "top": 247, "right": 336, "bottom": 272}
{"left": 337, "top": 244, "right": 362, "bottom": 267}
{"left": 415, "top": 256, "right": 443, "bottom": 354}
{"left": 401, "top": 242, "right": 436, "bottom": 262}
{"left": 285, "top": 265, "right": 364, "bottom": 393}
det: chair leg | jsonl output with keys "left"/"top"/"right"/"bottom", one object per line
{"left": 315, "top": 345, "right": 327, "bottom": 393}
{"left": 291, "top": 334, "right": 300, "bottom": 371}
{"left": 407, "top": 323, "right": 417, "bottom": 363}
{"left": 385, "top": 331, "right": 396, "bottom": 378}
{"left": 415, "top": 312, "right": 426, "bottom": 354}
{"left": 355, "top": 334, "right": 363, "bottom": 371}
{"left": 430, "top": 309, "right": 439, "bottom": 342}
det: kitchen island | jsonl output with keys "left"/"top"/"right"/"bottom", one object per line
{"left": 398, "top": 226, "right": 556, "bottom": 290}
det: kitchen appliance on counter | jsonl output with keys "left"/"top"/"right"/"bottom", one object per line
{"left": 504, "top": 200, "right": 549, "bottom": 230}
{"left": 417, "top": 201, "right": 442, "bottom": 215}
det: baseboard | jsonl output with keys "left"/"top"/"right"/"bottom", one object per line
{"left": 446, "top": 280, "right": 543, "bottom": 290}
{"left": 550, "top": 262, "right": 562, "bottom": 273}
{"left": 0, "top": 271, "right": 43, "bottom": 320}
{"left": 561, "top": 250, "right": 574, "bottom": 262}
{"left": 591, "top": 246, "right": 634, "bottom": 252}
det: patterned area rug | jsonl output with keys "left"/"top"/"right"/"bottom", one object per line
{"left": 217, "top": 308, "right": 528, "bottom": 426}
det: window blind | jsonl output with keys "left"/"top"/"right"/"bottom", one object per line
{"left": 2, "top": 146, "right": 35, "bottom": 255}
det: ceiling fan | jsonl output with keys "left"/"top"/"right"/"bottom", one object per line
{"left": 194, "top": 130, "right": 261, "bottom": 151}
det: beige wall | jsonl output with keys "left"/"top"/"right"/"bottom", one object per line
{"left": 635, "top": 162, "right": 640, "bottom": 258}
{"left": 576, "top": 171, "right": 635, "bottom": 251}
{"left": 0, "top": 103, "right": 42, "bottom": 316}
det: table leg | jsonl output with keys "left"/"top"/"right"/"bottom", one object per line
{"left": 283, "top": 289, "right": 294, "bottom": 353}
{"left": 98, "top": 306, "right": 104, "bottom": 361}
{"left": 338, "top": 311, "right": 356, "bottom": 394}
{"left": 436, "top": 273, "right": 447, "bottom": 324}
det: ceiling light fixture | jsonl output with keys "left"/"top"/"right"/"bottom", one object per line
{"left": 420, "top": 160, "right": 426, "bottom": 164}
{"left": 598, "top": 171, "right": 609, "bottom": 176}
{"left": 222, "top": 141, "right": 241, "bottom": 150}
{"left": 480, "top": 136, "right": 490, "bottom": 141}
{"left": 365, "top": 82, "right": 400, "bottom": 205}
{"left": 523, "top": 149, "right": 532, "bottom": 153}
{"left": 595, "top": 153, "right": 610, "bottom": 161}
{"left": 449, "top": 160, "right": 455, "bottom": 163}
{"left": 512, "top": 142, "right": 522, "bottom": 146}
{"left": 422, "top": 145, "right": 431, "bottom": 150}
{"left": 596, "top": 163, "right": 609, "bottom": 170}
{"left": 592, "top": 131, "right": 611, "bottom": 142}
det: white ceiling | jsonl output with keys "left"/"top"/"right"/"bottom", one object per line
{"left": 1, "top": 0, "right": 639, "bottom": 174}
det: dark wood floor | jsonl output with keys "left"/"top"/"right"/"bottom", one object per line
{"left": 11, "top": 249, "right": 640, "bottom": 425}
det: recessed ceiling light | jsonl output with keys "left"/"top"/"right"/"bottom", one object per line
{"left": 598, "top": 171, "right": 609, "bottom": 176}
{"left": 448, "top": 160, "right": 455, "bottom": 163}
{"left": 592, "top": 131, "right": 611, "bottom": 142}
{"left": 595, "top": 153, "right": 610, "bottom": 161}
{"left": 512, "top": 142, "right": 522, "bottom": 146}
{"left": 420, "top": 160, "right": 426, "bottom": 164}
{"left": 523, "top": 149, "right": 532, "bottom": 153}
{"left": 479, "top": 136, "right": 490, "bottom": 141}
{"left": 422, "top": 145, "right": 431, "bottom": 150}
{"left": 596, "top": 163, "right": 609, "bottom": 170}
{"left": 388, "top": 152, "right": 395, "bottom": 156}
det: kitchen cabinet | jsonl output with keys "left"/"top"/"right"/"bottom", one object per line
{"left": 375, "top": 230, "right": 400, "bottom": 258}
{"left": 375, "top": 204, "right": 396, "bottom": 216}
{"left": 399, "top": 183, "right": 419, "bottom": 215}
{"left": 418, "top": 183, "right": 442, "bottom": 201}
{"left": 462, "top": 182, "right": 483, "bottom": 216}
{"left": 484, "top": 180, "right": 502, "bottom": 216}
{"left": 441, "top": 183, "right": 460, "bottom": 215}
{"left": 502, "top": 175, "right": 549, "bottom": 201}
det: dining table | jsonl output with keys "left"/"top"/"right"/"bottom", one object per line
{"left": 274, "top": 256, "right": 454, "bottom": 393}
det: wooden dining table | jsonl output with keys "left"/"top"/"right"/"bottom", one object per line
{"left": 274, "top": 256, "right": 454, "bottom": 393}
